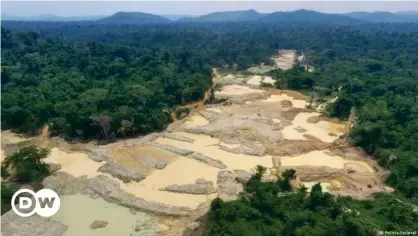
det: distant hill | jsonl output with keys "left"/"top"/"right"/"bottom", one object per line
{"left": 345, "top": 11, "right": 418, "bottom": 23}
{"left": 162, "top": 15, "right": 193, "bottom": 21}
{"left": 2, "top": 14, "right": 105, "bottom": 21}
{"left": 4, "top": 10, "right": 418, "bottom": 25}
{"left": 261, "top": 9, "right": 362, "bottom": 24}
{"left": 97, "top": 12, "right": 171, "bottom": 24}
{"left": 177, "top": 9, "right": 262, "bottom": 22}
{"left": 397, "top": 11, "right": 418, "bottom": 16}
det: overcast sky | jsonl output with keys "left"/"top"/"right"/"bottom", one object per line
{"left": 2, "top": 1, "right": 418, "bottom": 17}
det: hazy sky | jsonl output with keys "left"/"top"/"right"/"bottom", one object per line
{"left": 2, "top": 1, "right": 418, "bottom": 17}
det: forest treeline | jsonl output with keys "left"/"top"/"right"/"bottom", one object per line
{"left": 1, "top": 22, "right": 417, "bottom": 200}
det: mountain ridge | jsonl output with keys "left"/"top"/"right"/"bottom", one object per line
{"left": 261, "top": 9, "right": 362, "bottom": 24}
{"left": 345, "top": 11, "right": 418, "bottom": 23}
{"left": 177, "top": 9, "right": 262, "bottom": 22}
{"left": 96, "top": 11, "right": 171, "bottom": 24}
{"left": 3, "top": 9, "right": 418, "bottom": 24}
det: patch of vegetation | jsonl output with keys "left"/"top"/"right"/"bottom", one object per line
{"left": 208, "top": 166, "right": 418, "bottom": 236}
{"left": 1, "top": 183, "right": 19, "bottom": 215}
{"left": 272, "top": 66, "right": 319, "bottom": 92}
{"left": 1, "top": 146, "right": 50, "bottom": 183}
{"left": 175, "top": 107, "right": 190, "bottom": 120}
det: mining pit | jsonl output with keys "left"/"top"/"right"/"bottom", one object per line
{"left": 1, "top": 51, "right": 391, "bottom": 236}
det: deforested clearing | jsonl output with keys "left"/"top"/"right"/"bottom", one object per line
{"left": 281, "top": 112, "right": 345, "bottom": 142}
{"left": 154, "top": 133, "right": 273, "bottom": 172}
{"left": 1, "top": 130, "right": 32, "bottom": 144}
{"left": 261, "top": 94, "right": 307, "bottom": 109}
{"left": 45, "top": 148, "right": 104, "bottom": 178}
{"left": 280, "top": 150, "right": 374, "bottom": 172}
{"left": 246, "top": 75, "right": 263, "bottom": 86}
{"left": 272, "top": 49, "right": 296, "bottom": 70}
{"left": 183, "top": 113, "right": 210, "bottom": 128}
{"left": 215, "top": 84, "right": 263, "bottom": 97}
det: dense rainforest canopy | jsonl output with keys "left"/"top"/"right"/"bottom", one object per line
{"left": 1, "top": 21, "right": 418, "bottom": 230}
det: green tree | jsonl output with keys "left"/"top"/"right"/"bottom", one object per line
{"left": 2, "top": 146, "right": 50, "bottom": 183}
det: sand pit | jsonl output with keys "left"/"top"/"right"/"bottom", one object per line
{"left": 247, "top": 65, "right": 275, "bottom": 74}
{"left": 272, "top": 50, "right": 296, "bottom": 71}
{"left": 220, "top": 142, "right": 241, "bottom": 149}
{"left": 223, "top": 74, "right": 235, "bottom": 80}
{"left": 215, "top": 85, "right": 263, "bottom": 98}
{"left": 110, "top": 144, "right": 179, "bottom": 175}
{"left": 51, "top": 194, "right": 151, "bottom": 236}
{"left": 261, "top": 94, "right": 307, "bottom": 109}
{"left": 280, "top": 150, "right": 374, "bottom": 172}
{"left": 154, "top": 132, "right": 273, "bottom": 172}
{"left": 263, "top": 76, "right": 275, "bottom": 85}
{"left": 281, "top": 112, "right": 345, "bottom": 143}
{"left": 246, "top": 75, "right": 263, "bottom": 86}
{"left": 220, "top": 104, "right": 261, "bottom": 119}
{"left": 46, "top": 146, "right": 214, "bottom": 209}
{"left": 45, "top": 148, "right": 104, "bottom": 178}
{"left": 121, "top": 183, "right": 216, "bottom": 209}
{"left": 46, "top": 146, "right": 215, "bottom": 209}
{"left": 206, "top": 107, "right": 223, "bottom": 113}
{"left": 302, "top": 181, "right": 331, "bottom": 192}
{"left": 115, "top": 157, "right": 218, "bottom": 209}
{"left": 344, "top": 163, "right": 371, "bottom": 173}
{"left": 1, "top": 130, "right": 32, "bottom": 144}
{"left": 246, "top": 76, "right": 275, "bottom": 86}
{"left": 183, "top": 113, "right": 209, "bottom": 128}
{"left": 140, "top": 157, "right": 218, "bottom": 189}
{"left": 330, "top": 180, "right": 342, "bottom": 189}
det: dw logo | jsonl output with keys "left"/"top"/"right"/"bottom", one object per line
{"left": 11, "top": 189, "right": 60, "bottom": 217}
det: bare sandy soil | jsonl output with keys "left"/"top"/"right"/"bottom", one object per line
{"left": 215, "top": 84, "right": 264, "bottom": 98}
{"left": 246, "top": 75, "right": 263, "bottom": 86}
{"left": 119, "top": 182, "right": 217, "bottom": 209}
{"left": 247, "top": 65, "right": 275, "bottom": 74}
{"left": 110, "top": 144, "right": 179, "bottom": 175}
{"left": 206, "top": 107, "right": 223, "bottom": 113}
{"left": 281, "top": 112, "right": 345, "bottom": 143}
{"left": 155, "top": 132, "right": 273, "bottom": 172}
{"left": 183, "top": 113, "right": 210, "bottom": 128}
{"left": 272, "top": 50, "right": 296, "bottom": 71}
{"left": 44, "top": 145, "right": 215, "bottom": 209}
{"left": 45, "top": 148, "right": 104, "bottom": 178}
{"left": 1, "top": 130, "right": 32, "bottom": 144}
{"left": 261, "top": 94, "right": 307, "bottom": 109}
{"left": 280, "top": 150, "right": 374, "bottom": 173}
{"left": 246, "top": 75, "right": 276, "bottom": 86}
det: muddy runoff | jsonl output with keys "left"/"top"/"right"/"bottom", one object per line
{"left": 1, "top": 57, "right": 391, "bottom": 236}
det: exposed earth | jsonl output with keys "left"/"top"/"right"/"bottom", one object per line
{"left": 1, "top": 50, "right": 392, "bottom": 236}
